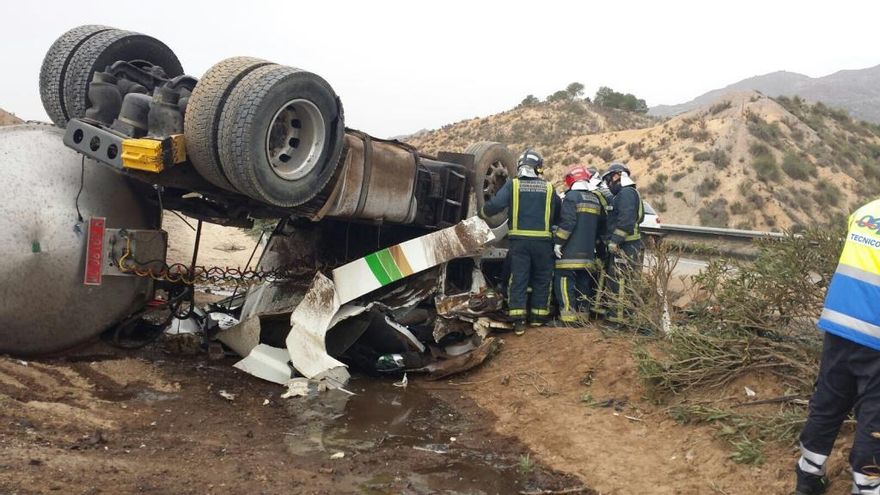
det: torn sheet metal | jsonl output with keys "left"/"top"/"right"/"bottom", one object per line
{"left": 218, "top": 317, "right": 261, "bottom": 357}
{"left": 233, "top": 344, "right": 292, "bottom": 385}
{"left": 332, "top": 217, "right": 494, "bottom": 303}
{"left": 279, "top": 217, "right": 495, "bottom": 386}
{"left": 285, "top": 273, "right": 348, "bottom": 382}
{"left": 415, "top": 336, "right": 500, "bottom": 380}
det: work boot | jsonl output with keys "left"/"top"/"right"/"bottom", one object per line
{"left": 513, "top": 321, "right": 526, "bottom": 336}
{"left": 794, "top": 465, "right": 829, "bottom": 495}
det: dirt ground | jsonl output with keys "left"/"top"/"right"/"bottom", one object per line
{"left": 0, "top": 324, "right": 856, "bottom": 495}
{"left": 425, "top": 326, "right": 855, "bottom": 495}
{"left": 0, "top": 342, "right": 584, "bottom": 495}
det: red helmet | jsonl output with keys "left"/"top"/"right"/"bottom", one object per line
{"left": 564, "top": 165, "right": 592, "bottom": 189}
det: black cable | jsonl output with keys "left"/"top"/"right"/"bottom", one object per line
{"left": 170, "top": 209, "right": 197, "bottom": 232}
{"left": 75, "top": 155, "right": 85, "bottom": 223}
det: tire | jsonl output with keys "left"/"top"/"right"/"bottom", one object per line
{"left": 39, "top": 25, "right": 113, "bottom": 127}
{"left": 465, "top": 141, "right": 516, "bottom": 228}
{"left": 63, "top": 29, "right": 183, "bottom": 123}
{"left": 184, "top": 57, "right": 274, "bottom": 191}
{"left": 218, "top": 64, "right": 345, "bottom": 207}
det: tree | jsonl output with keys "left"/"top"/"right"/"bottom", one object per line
{"left": 519, "top": 94, "right": 539, "bottom": 107}
{"left": 594, "top": 86, "right": 648, "bottom": 114}
{"left": 565, "top": 82, "right": 585, "bottom": 99}
{"left": 546, "top": 90, "right": 570, "bottom": 103}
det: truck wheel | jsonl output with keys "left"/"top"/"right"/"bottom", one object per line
{"left": 184, "top": 57, "right": 273, "bottom": 191}
{"left": 63, "top": 29, "right": 183, "bottom": 123}
{"left": 465, "top": 141, "right": 516, "bottom": 227}
{"left": 218, "top": 64, "right": 345, "bottom": 207}
{"left": 39, "top": 25, "right": 113, "bottom": 127}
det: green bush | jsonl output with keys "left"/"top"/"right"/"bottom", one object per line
{"left": 693, "top": 149, "right": 730, "bottom": 168}
{"left": 749, "top": 142, "right": 771, "bottom": 157}
{"left": 594, "top": 86, "right": 648, "bottom": 113}
{"left": 645, "top": 175, "right": 668, "bottom": 195}
{"left": 696, "top": 176, "right": 720, "bottom": 195}
{"left": 752, "top": 153, "right": 781, "bottom": 182}
{"left": 781, "top": 152, "right": 817, "bottom": 180}
{"left": 730, "top": 201, "right": 747, "bottom": 215}
{"left": 709, "top": 100, "right": 732, "bottom": 115}
{"left": 519, "top": 94, "right": 540, "bottom": 107}
{"left": 697, "top": 198, "right": 729, "bottom": 227}
{"left": 746, "top": 112, "right": 782, "bottom": 144}
{"left": 813, "top": 181, "right": 841, "bottom": 207}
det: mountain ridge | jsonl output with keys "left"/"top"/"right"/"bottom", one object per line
{"left": 650, "top": 64, "right": 880, "bottom": 123}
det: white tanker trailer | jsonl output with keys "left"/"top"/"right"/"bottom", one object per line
{"left": 0, "top": 25, "right": 516, "bottom": 356}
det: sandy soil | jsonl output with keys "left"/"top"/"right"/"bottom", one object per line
{"left": 426, "top": 326, "right": 855, "bottom": 495}
{"left": 0, "top": 344, "right": 582, "bottom": 495}
{"left": 162, "top": 212, "right": 264, "bottom": 268}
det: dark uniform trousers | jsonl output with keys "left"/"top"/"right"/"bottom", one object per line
{"left": 553, "top": 188, "right": 602, "bottom": 323}
{"left": 797, "top": 332, "right": 880, "bottom": 493}
{"left": 481, "top": 176, "right": 560, "bottom": 324}
{"left": 508, "top": 239, "right": 554, "bottom": 322}
{"left": 603, "top": 185, "right": 644, "bottom": 324}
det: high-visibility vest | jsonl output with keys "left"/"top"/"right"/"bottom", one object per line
{"left": 509, "top": 178, "right": 554, "bottom": 239}
{"left": 818, "top": 198, "right": 880, "bottom": 350}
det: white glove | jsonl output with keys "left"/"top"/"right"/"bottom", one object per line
{"left": 554, "top": 244, "right": 563, "bottom": 259}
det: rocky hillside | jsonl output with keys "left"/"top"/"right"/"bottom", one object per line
{"left": 651, "top": 64, "right": 880, "bottom": 124}
{"left": 0, "top": 108, "right": 23, "bottom": 126}
{"left": 406, "top": 99, "right": 656, "bottom": 165}
{"left": 409, "top": 93, "right": 880, "bottom": 230}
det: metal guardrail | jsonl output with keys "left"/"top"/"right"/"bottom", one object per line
{"left": 641, "top": 223, "right": 786, "bottom": 241}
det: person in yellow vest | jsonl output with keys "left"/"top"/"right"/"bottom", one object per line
{"left": 481, "top": 149, "right": 560, "bottom": 335}
{"left": 794, "top": 199, "right": 880, "bottom": 495}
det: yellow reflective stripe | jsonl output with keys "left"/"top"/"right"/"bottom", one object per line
{"left": 577, "top": 206, "right": 600, "bottom": 214}
{"left": 532, "top": 309, "right": 550, "bottom": 316}
{"left": 613, "top": 228, "right": 628, "bottom": 238}
{"left": 555, "top": 262, "right": 591, "bottom": 269}
{"left": 509, "top": 229, "right": 552, "bottom": 238}
{"left": 556, "top": 228, "right": 571, "bottom": 240}
{"left": 562, "top": 277, "right": 571, "bottom": 313}
{"left": 544, "top": 182, "right": 552, "bottom": 232}
{"left": 508, "top": 309, "right": 526, "bottom": 316}
{"left": 511, "top": 178, "right": 520, "bottom": 233}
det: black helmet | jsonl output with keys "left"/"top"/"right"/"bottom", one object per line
{"left": 517, "top": 148, "right": 544, "bottom": 170}
{"left": 601, "top": 161, "right": 630, "bottom": 180}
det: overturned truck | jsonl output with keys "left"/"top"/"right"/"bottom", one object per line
{"left": 1, "top": 25, "right": 517, "bottom": 383}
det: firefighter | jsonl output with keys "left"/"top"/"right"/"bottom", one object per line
{"left": 553, "top": 166, "right": 602, "bottom": 323}
{"left": 481, "top": 149, "right": 560, "bottom": 335}
{"left": 600, "top": 162, "right": 644, "bottom": 325}
{"left": 588, "top": 167, "right": 613, "bottom": 315}
{"left": 794, "top": 198, "right": 880, "bottom": 495}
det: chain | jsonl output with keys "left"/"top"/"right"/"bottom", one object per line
{"left": 115, "top": 237, "right": 289, "bottom": 286}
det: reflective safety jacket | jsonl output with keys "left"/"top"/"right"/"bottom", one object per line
{"left": 481, "top": 177, "right": 560, "bottom": 240}
{"left": 607, "top": 186, "right": 644, "bottom": 245}
{"left": 554, "top": 189, "right": 602, "bottom": 269}
{"left": 818, "top": 199, "right": 880, "bottom": 351}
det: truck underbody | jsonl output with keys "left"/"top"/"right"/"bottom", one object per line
{"left": 1, "top": 25, "right": 518, "bottom": 385}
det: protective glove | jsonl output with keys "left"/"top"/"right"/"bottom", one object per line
{"left": 554, "top": 244, "right": 563, "bottom": 259}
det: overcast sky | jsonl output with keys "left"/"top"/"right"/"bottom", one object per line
{"left": 2, "top": 0, "right": 879, "bottom": 137}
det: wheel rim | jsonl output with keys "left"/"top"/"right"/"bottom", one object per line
{"left": 265, "top": 99, "right": 326, "bottom": 181}
{"left": 483, "top": 160, "right": 509, "bottom": 202}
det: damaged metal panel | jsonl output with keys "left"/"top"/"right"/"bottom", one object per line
{"left": 332, "top": 216, "right": 494, "bottom": 303}
{"left": 275, "top": 217, "right": 495, "bottom": 385}
{"left": 316, "top": 132, "right": 419, "bottom": 223}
